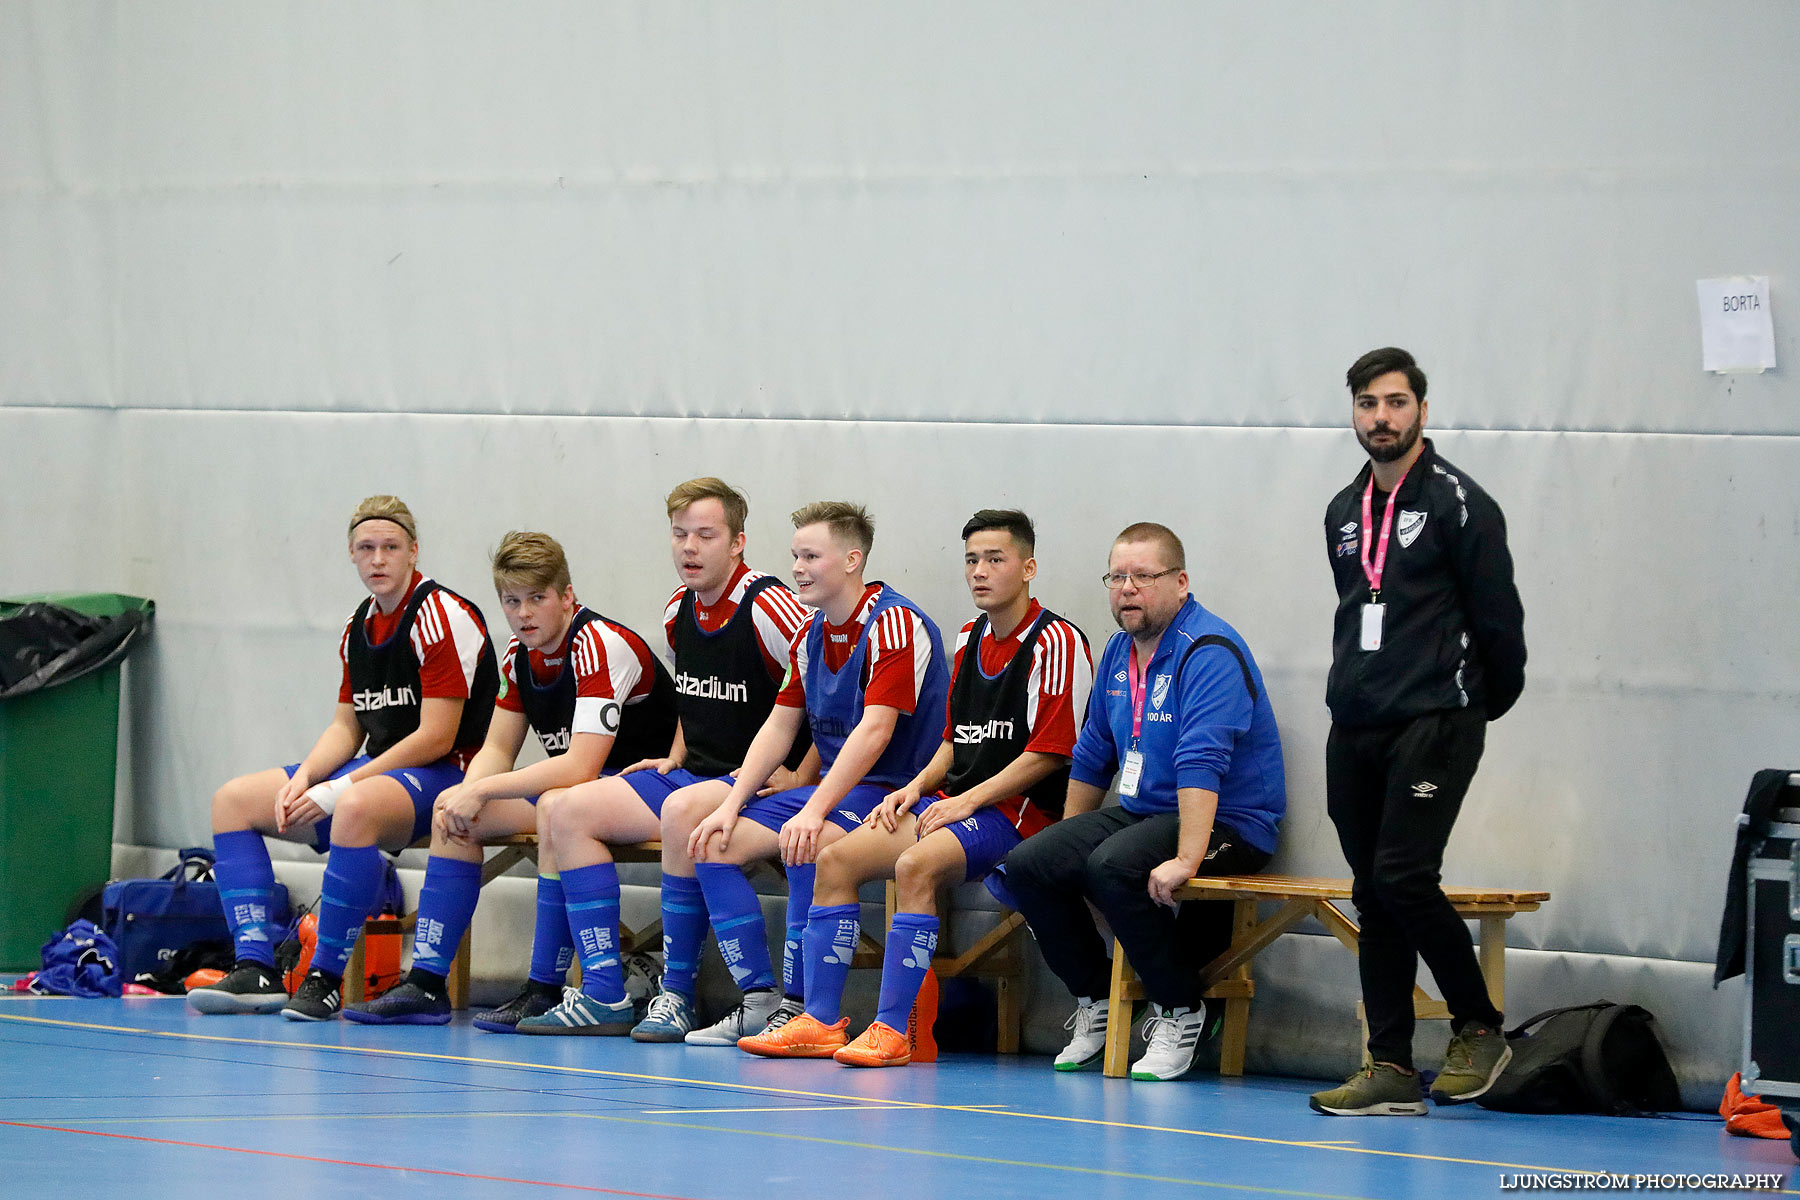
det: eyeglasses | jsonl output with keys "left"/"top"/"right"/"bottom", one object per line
{"left": 1100, "top": 567, "right": 1180, "bottom": 590}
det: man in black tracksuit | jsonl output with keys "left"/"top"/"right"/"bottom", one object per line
{"left": 1309, "top": 346, "right": 1527, "bottom": 1117}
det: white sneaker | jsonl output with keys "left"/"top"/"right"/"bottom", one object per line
{"left": 684, "top": 989, "right": 785, "bottom": 1046}
{"left": 1054, "top": 996, "right": 1109, "bottom": 1071}
{"left": 1130, "top": 1003, "right": 1207, "bottom": 1081}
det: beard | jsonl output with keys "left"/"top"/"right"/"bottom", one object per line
{"left": 1358, "top": 419, "right": 1421, "bottom": 464}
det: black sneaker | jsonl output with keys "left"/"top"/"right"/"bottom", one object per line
{"left": 187, "top": 962, "right": 287, "bottom": 1015}
{"left": 471, "top": 980, "right": 561, "bottom": 1034}
{"left": 343, "top": 980, "right": 450, "bottom": 1026}
{"left": 281, "top": 968, "right": 343, "bottom": 1021}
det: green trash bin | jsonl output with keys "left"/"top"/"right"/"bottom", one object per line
{"left": 0, "top": 592, "right": 154, "bottom": 970}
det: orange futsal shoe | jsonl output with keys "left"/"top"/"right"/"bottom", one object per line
{"left": 739, "top": 1011, "right": 849, "bottom": 1058}
{"left": 834, "top": 1020, "right": 911, "bottom": 1068}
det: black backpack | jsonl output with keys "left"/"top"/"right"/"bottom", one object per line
{"left": 1478, "top": 1001, "right": 1682, "bottom": 1115}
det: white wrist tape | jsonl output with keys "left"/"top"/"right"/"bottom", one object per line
{"left": 304, "top": 774, "right": 355, "bottom": 816}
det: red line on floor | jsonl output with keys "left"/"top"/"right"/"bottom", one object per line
{"left": 0, "top": 1120, "right": 704, "bottom": 1199}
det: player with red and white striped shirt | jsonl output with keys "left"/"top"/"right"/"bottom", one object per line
{"left": 684, "top": 500, "right": 952, "bottom": 1051}
{"left": 192, "top": 496, "right": 500, "bottom": 1021}
{"left": 343, "top": 529, "right": 678, "bottom": 1029}
{"left": 741, "top": 508, "right": 1092, "bottom": 1066}
{"left": 542, "top": 478, "right": 819, "bottom": 1038}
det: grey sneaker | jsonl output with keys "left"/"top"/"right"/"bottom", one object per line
{"left": 686, "top": 989, "right": 785, "bottom": 1046}
{"left": 517, "top": 987, "right": 635, "bottom": 1036}
{"left": 632, "top": 990, "right": 697, "bottom": 1043}
{"left": 1430, "top": 1023, "right": 1512, "bottom": 1105}
{"left": 1309, "top": 1063, "right": 1428, "bottom": 1116}
{"left": 1053, "top": 997, "right": 1109, "bottom": 1071}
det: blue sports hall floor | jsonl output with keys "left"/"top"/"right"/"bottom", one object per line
{"left": 1, "top": 993, "right": 1793, "bottom": 1199}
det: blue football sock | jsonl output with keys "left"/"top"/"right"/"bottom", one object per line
{"left": 562, "top": 862, "right": 625, "bottom": 1004}
{"left": 312, "top": 843, "right": 385, "bottom": 978}
{"left": 529, "top": 875, "right": 575, "bottom": 986}
{"left": 875, "top": 912, "right": 940, "bottom": 1032}
{"left": 213, "top": 830, "right": 280, "bottom": 968}
{"left": 659, "top": 873, "right": 707, "bottom": 1000}
{"left": 782, "top": 863, "right": 816, "bottom": 1001}
{"left": 409, "top": 856, "right": 481, "bottom": 979}
{"left": 803, "top": 903, "right": 861, "bottom": 1025}
{"left": 695, "top": 862, "right": 774, "bottom": 992}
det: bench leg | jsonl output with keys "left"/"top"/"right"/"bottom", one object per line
{"left": 996, "top": 972, "right": 1020, "bottom": 1054}
{"left": 448, "top": 927, "right": 471, "bottom": 1010}
{"left": 1479, "top": 915, "right": 1506, "bottom": 1016}
{"left": 344, "top": 934, "right": 366, "bottom": 1005}
{"left": 1216, "top": 900, "right": 1256, "bottom": 1077}
{"left": 1104, "top": 945, "right": 1136, "bottom": 1079}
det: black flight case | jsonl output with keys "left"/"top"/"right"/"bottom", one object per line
{"left": 1742, "top": 776, "right": 1800, "bottom": 1107}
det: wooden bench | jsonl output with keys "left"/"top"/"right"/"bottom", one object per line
{"left": 344, "top": 835, "right": 665, "bottom": 1009}
{"left": 1102, "top": 874, "right": 1548, "bottom": 1079}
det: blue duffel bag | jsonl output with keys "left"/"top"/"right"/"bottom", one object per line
{"left": 102, "top": 847, "right": 290, "bottom": 980}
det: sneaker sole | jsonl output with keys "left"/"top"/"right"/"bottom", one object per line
{"left": 1129, "top": 1067, "right": 1194, "bottom": 1082}
{"left": 342, "top": 1009, "right": 450, "bottom": 1026}
{"left": 1308, "top": 1098, "right": 1429, "bottom": 1116}
{"left": 187, "top": 991, "right": 286, "bottom": 1016}
{"left": 518, "top": 1021, "right": 633, "bottom": 1036}
{"left": 471, "top": 1017, "right": 523, "bottom": 1033}
{"left": 685, "top": 1031, "right": 751, "bottom": 1046}
{"left": 280, "top": 1007, "right": 339, "bottom": 1022}
{"left": 632, "top": 1026, "right": 691, "bottom": 1043}
{"left": 1429, "top": 1045, "right": 1513, "bottom": 1106}
{"left": 835, "top": 1051, "right": 910, "bottom": 1068}
{"left": 1053, "top": 1048, "right": 1105, "bottom": 1072}
{"left": 739, "top": 1040, "right": 844, "bottom": 1058}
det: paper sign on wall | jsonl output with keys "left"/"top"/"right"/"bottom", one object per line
{"left": 1696, "top": 276, "right": 1775, "bottom": 373}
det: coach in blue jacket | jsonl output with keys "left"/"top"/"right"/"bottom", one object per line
{"left": 1004, "top": 521, "right": 1286, "bottom": 1082}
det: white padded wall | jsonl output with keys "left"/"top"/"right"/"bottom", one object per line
{"left": 4, "top": 2, "right": 1797, "bottom": 1094}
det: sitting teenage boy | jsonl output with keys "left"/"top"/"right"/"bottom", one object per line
{"left": 531, "top": 478, "right": 814, "bottom": 1036}
{"left": 680, "top": 501, "right": 951, "bottom": 1047}
{"left": 190, "top": 496, "right": 498, "bottom": 1020}
{"left": 741, "top": 508, "right": 1091, "bottom": 1064}
{"left": 341, "top": 530, "right": 676, "bottom": 1026}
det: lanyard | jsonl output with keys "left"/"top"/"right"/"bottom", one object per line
{"left": 1359, "top": 466, "right": 1412, "bottom": 602}
{"left": 1128, "top": 642, "right": 1150, "bottom": 743}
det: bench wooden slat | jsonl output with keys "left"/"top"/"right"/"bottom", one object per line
{"left": 1102, "top": 873, "right": 1549, "bottom": 1080}
{"left": 1176, "top": 875, "right": 1547, "bottom": 907}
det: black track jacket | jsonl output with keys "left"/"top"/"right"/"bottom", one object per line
{"left": 1324, "top": 438, "right": 1525, "bottom": 728}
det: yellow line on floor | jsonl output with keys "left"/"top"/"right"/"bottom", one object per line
{"left": 0, "top": 1011, "right": 1689, "bottom": 1179}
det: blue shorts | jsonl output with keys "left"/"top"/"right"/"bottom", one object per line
{"left": 915, "top": 793, "right": 1024, "bottom": 883}
{"left": 620, "top": 766, "right": 730, "bottom": 818}
{"left": 740, "top": 782, "right": 891, "bottom": 834}
{"left": 283, "top": 756, "right": 464, "bottom": 850}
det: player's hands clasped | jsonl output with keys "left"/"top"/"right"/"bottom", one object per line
{"left": 433, "top": 783, "right": 486, "bottom": 845}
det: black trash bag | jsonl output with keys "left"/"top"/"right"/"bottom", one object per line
{"left": 0, "top": 601, "right": 154, "bottom": 699}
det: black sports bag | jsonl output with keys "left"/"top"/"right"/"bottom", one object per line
{"left": 1478, "top": 1001, "right": 1682, "bottom": 1115}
